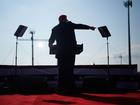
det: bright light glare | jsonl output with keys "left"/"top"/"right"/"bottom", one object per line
{"left": 37, "top": 42, "right": 44, "bottom": 48}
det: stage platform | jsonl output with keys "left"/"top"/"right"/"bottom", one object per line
{"left": 0, "top": 90, "right": 140, "bottom": 105}
{"left": 0, "top": 65, "right": 139, "bottom": 91}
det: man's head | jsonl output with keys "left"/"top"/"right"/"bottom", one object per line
{"left": 59, "top": 15, "right": 68, "bottom": 23}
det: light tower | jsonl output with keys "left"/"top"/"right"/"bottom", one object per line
{"left": 124, "top": 0, "right": 133, "bottom": 65}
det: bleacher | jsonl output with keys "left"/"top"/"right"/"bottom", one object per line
{"left": 0, "top": 65, "right": 139, "bottom": 91}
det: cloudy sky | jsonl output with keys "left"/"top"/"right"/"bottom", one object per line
{"left": 0, "top": 0, "right": 140, "bottom": 71}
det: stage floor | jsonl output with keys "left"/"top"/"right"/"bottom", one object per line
{"left": 0, "top": 90, "right": 140, "bottom": 105}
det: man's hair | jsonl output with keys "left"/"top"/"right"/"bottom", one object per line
{"left": 59, "top": 15, "right": 68, "bottom": 23}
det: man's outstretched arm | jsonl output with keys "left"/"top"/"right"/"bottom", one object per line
{"left": 72, "top": 22, "right": 96, "bottom": 30}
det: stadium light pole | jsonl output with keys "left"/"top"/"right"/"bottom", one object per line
{"left": 124, "top": 0, "right": 133, "bottom": 65}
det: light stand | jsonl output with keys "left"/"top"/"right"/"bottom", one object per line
{"left": 14, "top": 25, "right": 28, "bottom": 66}
{"left": 98, "top": 26, "right": 111, "bottom": 76}
{"left": 30, "top": 31, "right": 35, "bottom": 66}
{"left": 124, "top": 0, "right": 133, "bottom": 65}
{"left": 14, "top": 26, "right": 48, "bottom": 66}
{"left": 98, "top": 26, "right": 111, "bottom": 65}
{"left": 107, "top": 37, "right": 109, "bottom": 65}
{"left": 15, "top": 37, "right": 18, "bottom": 66}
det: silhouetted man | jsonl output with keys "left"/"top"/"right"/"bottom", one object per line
{"left": 49, "top": 15, "right": 95, "bottom": 93}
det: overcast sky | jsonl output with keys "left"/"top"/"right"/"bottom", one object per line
{"left": 0, "top": 0, "right": 140, "bottom": 71}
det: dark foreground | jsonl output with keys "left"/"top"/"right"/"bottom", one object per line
{"left": 0, "top": 65, "right": 139, "bottom": 104}
{"left": 0, "top": 89, "right": 140, "bottom": 105}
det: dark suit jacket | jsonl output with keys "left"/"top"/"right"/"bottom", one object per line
{"left": 49, "top": 21, "right": 91, "bottom": 58}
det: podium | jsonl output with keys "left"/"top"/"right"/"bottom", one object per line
{"left": 49, "top": 44, "right": 83, "bottom": 55}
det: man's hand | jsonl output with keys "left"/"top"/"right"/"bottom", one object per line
{"left": 90, "top": 26, "right": 96, "bottom": 31}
